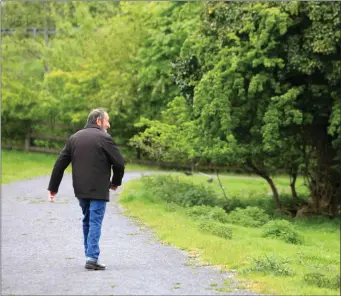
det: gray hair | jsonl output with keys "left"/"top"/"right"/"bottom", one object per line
{"left": 87, "top": 108, "right": 107, "bottom": 124}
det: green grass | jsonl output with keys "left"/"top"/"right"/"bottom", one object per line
{"left": 2, "top": 149, "right": 339, "bottom": 294}
{"left": 118, "top": 177, "right": 340, "bottom": 296}
{"left": 1, "top": 150, "right": 64, "bottom": 184}
{"left": 157, "top": 172, "right": 309, "bottom": 198}
{"left": 1, "top": 149, "right": 162, "bottom": 184}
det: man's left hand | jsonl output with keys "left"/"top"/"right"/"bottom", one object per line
{"left": 110, "top": 185, "right": 118, "bottom": 191}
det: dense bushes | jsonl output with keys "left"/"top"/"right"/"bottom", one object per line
{"left": 139, "top": 176, "right": 303, "bottom": 237}
{"left": 198, "top": 221, "right": 232, "bottom": 240}
{"left": 242, "top": 254, "right": 293, "bottom": 276}
{"left": 138, "top": 176, "right": 309, "bottom": 246}
{"left": 262, "top": 220, "right": 304, "bottom": 245}
{"left": 226, "top": 207, "right": 270, "bottom": 227}
{"left": 220, "top": 193, "right": 301, "bottom": 216}
{"left": 304, "top": 272, "right": 340, "bottom": 290}
{"left": 186, "top": 205, "right": 229, "bottom": 223}
{"left": 122, "top": 175, "right": 339, "bottom": 295}
{"left": 142, "top": 175, "right": 218, "bottom": 207}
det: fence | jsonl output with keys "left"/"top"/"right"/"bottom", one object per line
{"left": 2, "top": 133, "right": 68, "bottom": 154}
{"left": 2, "top": 121, "right": 244, "bottom": 172}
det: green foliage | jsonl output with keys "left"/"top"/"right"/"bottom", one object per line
{"left": 262, "top": 220, "right": 304, "bottom": 244}
{"left": 242, "top": 254, "right": 293, "bottom": 276}
{"left": 130, "top": 118, "right": 184, "bottom": 162}
{"left": 304, "top": 273, "right": 340, "bottom": 290}
{"left": 293, "top": 215, "right": 340, "bottom": 233}
{"left": 2, "top": 2, "right": 193, "bottom": 143}
{"left": 141, "top": 175, "right": 218, "bottom": 207}
{"left": 198, "top": 221, "right": 232, "bottom": 240}
{"left": 186, "top": 205, "right": 229, "bottom": 223}
{"left": 1, "top": 150, "right": 71, "bottom": 184}
{"left": 131, "top": 1, "right": 341, "bottom": 216}
{"left": 121, "top": 193, "right": 136, "bottom": 204}
{"left": 219, "top": 196, "right": 246, "bottom": 213}
{"left": 220, "top": 194, "right": 281, "bottom": 216}
{"left": 165, "top": 202, "right": 182, "bottom": 213}
{"left": 120, "top": 177, "right": 340, "bottom": 295}
{"left": 3, "top": 1, "right": 340, "bottom": 216}
{"left": 134, "top": 2, "right": 201, "bottom": 120}
{"left": 227, "top": 206, "right": 270, "bottom": 227}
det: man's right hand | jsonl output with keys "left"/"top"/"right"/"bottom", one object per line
{"left": 48, "top": 191, "right": 57, "bottom": 202}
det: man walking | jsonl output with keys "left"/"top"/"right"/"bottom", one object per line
{"left": 47, "top": 108, "right": 125, "bottom": 270}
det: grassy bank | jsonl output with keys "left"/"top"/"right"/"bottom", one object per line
{"left": 119, "top": 176, "right": 340, "bottom": 295}
{"left": 1, "top": 149, "right": 159, "bottom": 184}
{"left": 2, "top": 149, "right": 339, "bottom": 294}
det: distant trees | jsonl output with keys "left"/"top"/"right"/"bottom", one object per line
{"left": 2, "top": 2, "right": 340, "bottom": 216}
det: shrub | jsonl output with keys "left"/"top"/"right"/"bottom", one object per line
{"left": 164, "top": 202, "right": 181, "bottom": 212}
{"left": 220, "top": 191, "right": 277, "bottom": 214}
{"left": 121, "top": 190, "right": 156, "bottom": 203}
{"left": 220, "top": 193, "right": 307, "bottom": 217}
{"left": 262, "top": 220, "right": 304, "bottom": 245}
{"left": 242, "top": 254, "right": 293, "bottom": 276}
{"left": 186, "top": 205, "right": 229, "bottom": 223}
{"left": 141, "top": 175, "right": 218, "bottom": 207}
{"left": 121, "top": 193, "right": 136, "bottom": 203}
{"left": 219, "top": 196, "right": 245, "bottom": 213}
{"left": 304, "top": 273, "right": 340, "bottom": 290}
{"left": 227, "top": 206, "right": 270, "bottom": 227}
{"left": 198, "top": 221, "right": 232, "bottom": 239}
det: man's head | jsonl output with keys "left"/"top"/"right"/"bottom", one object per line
{"left": 87, "top": 108, "right": 110, "bottom": 132}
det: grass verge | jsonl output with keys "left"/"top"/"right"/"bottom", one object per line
{"left": 118, "top": 177, "right": 340, "bottom": 295}
{"left": 1, "top": 150, "right": 162, "bottom": 184}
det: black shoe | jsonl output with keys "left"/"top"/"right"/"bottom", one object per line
{"left": 85, "top": 260, "right": 106, "bottom": 270}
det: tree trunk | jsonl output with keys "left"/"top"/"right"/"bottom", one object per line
{"left": 136, "top": 147, "right": 141, "bottom": 159}
{"left": 246, "top": 160, "right": 282, "bottom": 209}
{"left": 306, "top": 124, "right": 340, "bottom": 217}
{"left": 289, "top": 170, "right": 299, "bottom": 202}
{"left": 264, "top": 176, "right": 282, "bottom": 209}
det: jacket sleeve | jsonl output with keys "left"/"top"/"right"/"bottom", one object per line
{"left": 47, "top": 139, "right": 72, "bottom": 193}
{"left": 102, "top": 135, "right": 125, "bottom": 186}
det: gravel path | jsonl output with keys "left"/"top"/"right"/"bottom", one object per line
{"left": 1, "top": 172, "right": 256, "bottom": 295}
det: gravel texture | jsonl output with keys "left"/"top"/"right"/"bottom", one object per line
{"left": 1, "top": 172, "right": 257, "bottom": 295}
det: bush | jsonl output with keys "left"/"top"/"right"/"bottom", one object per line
{"left": 262, "top": 220, "right": 304, "bottom": 245}
{"left": 121, "top": 193, "right": 136, "bottom": 203}
{"left": 198, "top": 221, "right": 232, "bottom": 239}
{"left": 220, "top": 193, "right": 308, "bottom": 217}
{"left": 227, "top": 206, "right": 270, "bottom": 227}
{"left": 304, "top": 273, "right": 340, "bottom": 290}
{"left": 186, "top": 205, "right": 229, "bottom": 223}
{"left": 164, "top": 202, "right": 181, "bottom": 212}
{"left": 294, "top": 216, "right": 340, "bottom": 233}
{"left": 220, "top": 192, "right": 277, "bottom": 215}
{"left": 242, "top": 254, "right": 293, "bottom": 276}
{"left": 121, "top": 188, "right": 158, "bottom": 204}
{"left": 219, "top": 196, "right": 246, "bottom": 213}
{"left": 141, "top": 175, "right": 218, "bottom": 207}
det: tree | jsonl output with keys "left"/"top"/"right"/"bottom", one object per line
{"left": 132, "top": 2, "right": 341, "bottom": 216}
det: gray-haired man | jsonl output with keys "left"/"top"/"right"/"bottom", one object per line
{"left": 48, "top": 108, "right": 125, "bottom": 270}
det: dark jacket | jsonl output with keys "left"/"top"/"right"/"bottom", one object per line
{"left": 48, "top": 124, "right": 125, "bottom": 201}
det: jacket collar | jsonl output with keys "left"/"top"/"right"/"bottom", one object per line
{"left": 84, "top": 123, "right": 102, "bottom": 130}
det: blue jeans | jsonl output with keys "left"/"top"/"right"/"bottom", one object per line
{"left": 77, "top": 198, "right": 107, "bottom": 262}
